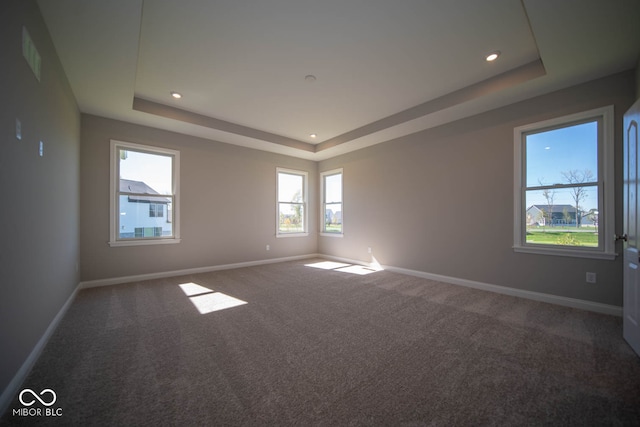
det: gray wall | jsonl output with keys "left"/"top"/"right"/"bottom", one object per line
{"left": 0, "top": 0, "right": 80, "bottom": 398}
{"left": 80, "top": 115, "right": 318, "bottom": 282}
{"left": 319, "top": 71, "right": 636, "bottom": 307}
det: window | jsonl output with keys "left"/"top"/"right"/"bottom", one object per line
{"left": 149, "top": 203, "right": 164, "bottom": 218}
{"left": 321, "top": 169, "right": 343, "bottom": 235}
{"left": 513, "top": 106, "right": 614, "bottom": 259}
{"left": 110, "top": 140, "right": 180, "bottom": 246}
{"left": 277, "top": 168, "right": 308, "bottom": 236}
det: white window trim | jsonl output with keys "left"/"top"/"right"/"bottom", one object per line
{"left": 513, "top": 106, "right": 615, "bottom": 260}
{"left": 109, "top": 140, "right": 181, "bottom": 247}
{"left": 320, "top": 168, "right": 344, "bottom": 237}
{"left": 276, "top": 167, "right": 309, "bottom": 237}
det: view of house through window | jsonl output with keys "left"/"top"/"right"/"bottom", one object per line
{"left": 514, "top": 106, "right": 614, "bottom": 258}
{"left": 322, "top": 169, "right": 343, "bottom": 234}
{"left": 524, "top": 121, "right": 599, "bottom": 247}
{"left": 277, "top": 168, "right": 307, "bottom": 235}
{"left": 110, "top": 140, "right": 179, "bottom": 245}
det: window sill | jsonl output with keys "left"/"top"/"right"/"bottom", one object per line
{"left": 513, "top": 245, "right": 617, "bottom": 260}
{"left": 320, "top": 232, "right": 343, "bottom": 238}
{"left": 109, "top": 238, "right": 181, "bottom": 247}
{"left": 276, "top": 232, "right": 309, "bottom": 238}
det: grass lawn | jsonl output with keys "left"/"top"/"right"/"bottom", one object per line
{"left": 324, "top": 224, "right": 342, "bottom": 233}
{"left": 279, "top": 223, "right": 304, "bottom": 233}
{"left": 526, "top": 229, "right": 598, "bottom": 247}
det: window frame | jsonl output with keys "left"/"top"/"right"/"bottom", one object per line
{"left": 320, "top": 168, "right": 344, "bottom": 237}
{"left": 276, "top": 167, "right": 309, "bottom": 237}
{"left": 513, "top": 106, "right": 615, "bottom": 259}
{"left": 109, "top": 140, "right": 181, "bottom": 247}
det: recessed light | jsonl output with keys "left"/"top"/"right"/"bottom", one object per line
{"left": 305, "top": 75, "right": 317, "bottom": 83}
{"left": 310, "top": 133, "right": 317, "bottom": 138}
{"left": 170, "top": 91, "right": 182, "bottom": 99}
{"left": 485, "top": 51, "right": 500, "bottom": 62}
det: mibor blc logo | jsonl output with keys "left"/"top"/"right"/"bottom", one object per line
{"left": 13, "top": 388, "right": 63, "bottom": 417}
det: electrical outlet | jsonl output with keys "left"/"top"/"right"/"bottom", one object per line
{"left": 367, "top": 247, "right": 372, "bottom": 254}
{"left": 586, "top": 272, "right": 596, "bottom": 284}
{"left": 266, "top": 244, "right": 270, "bottom": 251}
{"left": 39, "top": 141, "right": 44, "bottom": 157}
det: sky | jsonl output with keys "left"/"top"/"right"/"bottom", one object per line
{"left": 278, "top": 172, "right": 304, "bottom": 202}
{"left": 323, "top": 172, "right": 342, "bottom": 204}
{"left": 119, "top": 149, "right": 173, "bottom": 195}
{"left": 525, "top": 120, "right": 599, "bottom": 211}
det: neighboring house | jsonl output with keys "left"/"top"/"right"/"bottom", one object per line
{"left": 119, "top": 179, "right": 172, "bottom": 238}
{"left": 526, "top": 204, "right": 594, "bottom": 227}
{"left": 325, "top": 209, "right": 342, "bottom": 225}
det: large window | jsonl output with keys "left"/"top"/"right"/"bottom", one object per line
{"left": 513, "top": 106, "right": 614, "bottom": 259}
{"left": 277, "top": 168, "right": 308, "bottom": 236}
{"left": 110, "top": 140, "right": 180, "bottom": 246}
{"left": 321, "top": 169, "right": 343, "bottom": 235}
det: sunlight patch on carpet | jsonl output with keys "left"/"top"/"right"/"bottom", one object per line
{"left": 179, "top": 282, "right": 215, "bottom": 296}
{"left": 305, "top": 261, "right": 382, "bottom": 275}
{"left": 334, "top": 265, "right": 378, "bottom": 275}
{"left": 305, "top": 261, "right": 351, "bottom": 270}
{"left": 179, "top": 282, "right": 247, "bottom": 314}
{"left": 189, "top": 292, "right": 247, "bottom": 314}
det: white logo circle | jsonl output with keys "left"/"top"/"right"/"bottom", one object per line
{"left": 18, "top": 389, "right": 57, "bottom": 407}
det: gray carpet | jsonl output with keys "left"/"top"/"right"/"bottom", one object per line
{"left": 2, "top": 258, "right": 640, "bottom": 426}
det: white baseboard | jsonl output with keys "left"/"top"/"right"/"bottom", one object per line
{"left": 82, "top": 252, "right": 622, "bottom": 315}
{"left": 315, "top": 254, "right": 369, "bottom": 267}
{"left": 320, "top": 254, "right": 622, "bottom": 317}
{"left": 0, "top": 283, "right": 80, "bottom": 417}
{"left": 79, "top": 253, "right": 321, "bottom": 289}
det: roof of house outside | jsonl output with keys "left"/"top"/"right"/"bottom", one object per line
{"left": 528, "top": 204, "right": 577, "bottom": 213}
{"left": 120, "top": 179, "right": 170, "bottom": 204}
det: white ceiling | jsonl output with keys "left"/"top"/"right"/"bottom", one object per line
{"left": 38, "top": 0, "right": 640, "bottom": 161}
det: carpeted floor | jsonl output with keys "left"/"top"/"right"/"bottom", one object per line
{"left": 2, "top": 258, "right": 640, "bottom": 426}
